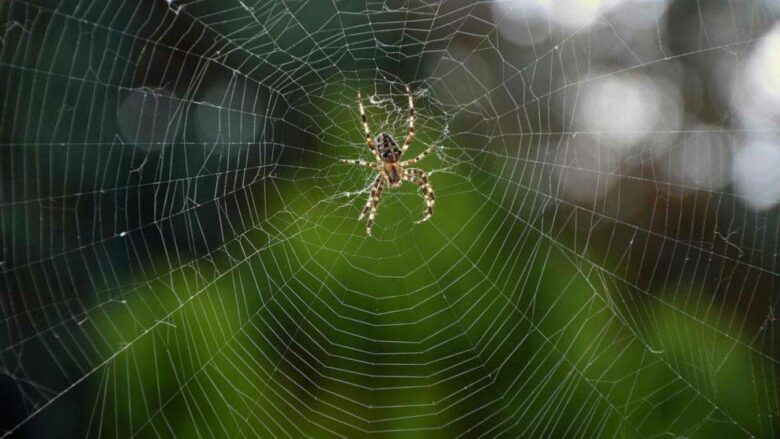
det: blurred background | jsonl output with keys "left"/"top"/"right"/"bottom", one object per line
{"left": 1, "top": 0, "right": 779, "bottom": 437}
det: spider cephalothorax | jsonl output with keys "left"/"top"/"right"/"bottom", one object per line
{"left": 340, "top": 86, "right": 438, "bottom": 235}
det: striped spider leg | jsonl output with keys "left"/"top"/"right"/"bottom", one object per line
{"left": 403, "top": 168, "right": 435, "bottom": 224}
{"left": 400, "top": 85, "right": 416, "bottom": 156}
{"left": 358, "top": 90, "right": 382, "bottom": 162}
{"left": 359, "top": 174, "right": 385, "bottom": 236}
{"left": 400, "top": 144, "right": 438, "bottom": 167}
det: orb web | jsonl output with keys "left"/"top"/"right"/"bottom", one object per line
{"left": 1, "top": 0, "right": 778, "bottom": 437}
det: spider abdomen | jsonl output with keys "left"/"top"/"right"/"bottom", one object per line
{"left": 377, "top": 132, "right": 401, "bottom": 163}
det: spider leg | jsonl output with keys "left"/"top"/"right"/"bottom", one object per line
{"left": 403, "top": 168, "right": 434, "bottom": 224}
{"left": 359, "top": 174, "right": 385, "bottom": 236}
{"left": 400, "top": 144, "right": 438, "bottom": 166}
{"left": 340, "top": 158, "right": 380, "bottom": 170}
{"left": 358, "top": 90, "right": 382, "bottom": 161}
{"left": 400, "top": 85, "right": 416, "bottom": 156}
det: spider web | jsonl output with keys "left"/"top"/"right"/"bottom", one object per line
{"left": 1, "top": 0, "right": 779, "bottom": 437}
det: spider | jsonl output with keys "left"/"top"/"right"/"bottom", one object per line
{"left": 341, "top": 86, "right": 437, "bottom": 236}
